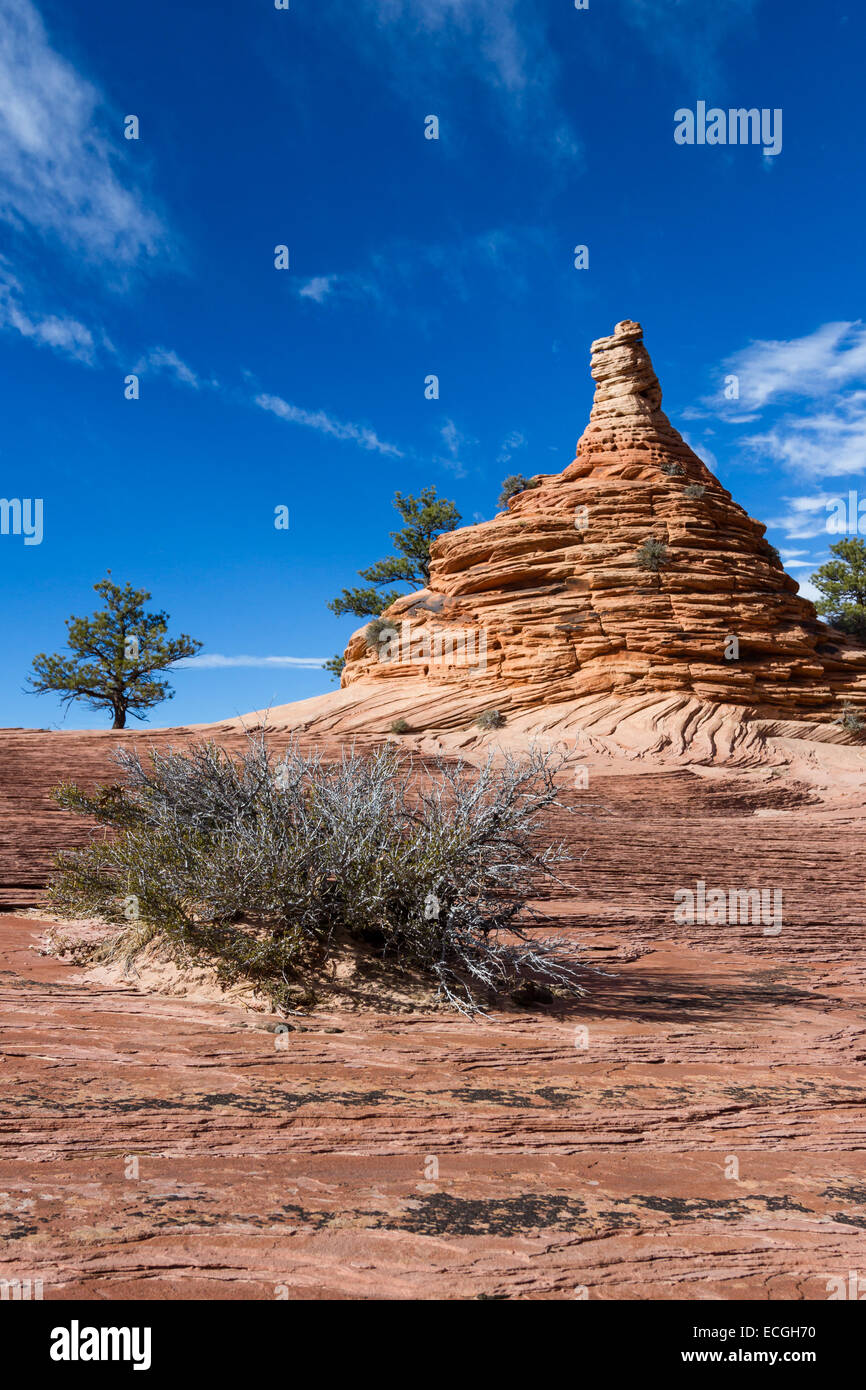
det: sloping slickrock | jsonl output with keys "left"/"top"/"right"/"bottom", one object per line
{"left": 3, "top": 906, "right": 866, "bottom": 1300}
{"left": 2, "top": 735, "right": 866, "bottom": 1299}
{"left": 0, "top": 727, "right": 251, "bottom": 907}
{"left": 340, "top": 320, "right": 866, "bottom": 724}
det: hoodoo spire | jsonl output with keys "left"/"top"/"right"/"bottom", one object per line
{"left": 577, "top": 319, "right": 686, "bottom": 454}
{"left": 338, "top": 320, "right": 866, "bottom": 727}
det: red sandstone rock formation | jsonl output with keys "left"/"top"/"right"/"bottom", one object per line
{"left": 341, "top": 321, "right": 866, "bottom": 722}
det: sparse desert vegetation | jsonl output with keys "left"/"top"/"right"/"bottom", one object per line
{"left": 47, "top": 734, "right": 583, "bottom": 1014}
{"left": 475, "top": 709, "right": 506, "bottom": 730}
{"left": 836, "top": 703, "right": 865, "bottom": 736}
{"left": 635, "top": 537, "right": 669, "bottom": 571}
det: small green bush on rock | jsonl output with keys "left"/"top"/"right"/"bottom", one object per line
{"left": 475, "top": 709, "right": 506, "bottom": 730}
{"left": 836, "top": 703, "right": 865, "bottom": 736}
{"left": 762, "top": 541, "right": 782, "bottom": 565}
{"left": 364, "top": 617, "right": 398, "bottom": 651}
{"left": 635, "top": 538, "right": 669, "bottom": 572}
{"left": 498, "top": 475, "right": 540, "bottom": 509}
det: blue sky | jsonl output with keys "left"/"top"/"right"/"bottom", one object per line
{"left": 1, "top": 0, "right": 864, "bottom": 729}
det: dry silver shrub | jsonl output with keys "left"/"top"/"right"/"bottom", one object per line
{"left": 49, "top": 732, "right": 584, "bottom": 1014}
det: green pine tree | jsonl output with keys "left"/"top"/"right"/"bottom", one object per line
{"left": 811, "top": 538, "right": 866, "bottom": 643}
{"left": 322, "top": 654, "right": 346, "bottom": 683}
{"left": 27, "top": 574, "right": 202, "bottom": 728}
{"left": 327, "top": 486, "right": 461, "bottom": 619}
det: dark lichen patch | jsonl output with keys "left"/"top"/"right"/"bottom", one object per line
{"left": 446, "top": 1086, "right": 541, "bottom": 1108}
{"left": 759, "top": 1194, "right": 812, "bottom": 1213}
{"left": 614, "top": 1193, "right": 812, "bottom": 1222}
{"left": 146, "top": 1202, "right": 335, "bottom": 1234}
{"left": 821, "top": 1183, "right": 866, "bottom": 1206}
{"left": 593, "top": 1208, "right": 643, "bottom": 1231}
{"left": 17, "top": 1086, "right": 409, "bottom": 1119}
{"left": 278, "top": 1204, "right": 332, "bottom": 1230}
{"left": 619, "top": 1195, "right": 748, "bottom": 1220}
{"left": 0, "top": 1219, "right": 41, "bottom": 1240}
{"left": 371, "top": 1193, "right": 588, "bottom": 1237}
{"left": 723, "top": 1082, "right": 865, "bottom": 1106}
{"left": 533, "top": 1086, "right": 582, "bottom": 1108}
{"left": 817, "top": 1183, "right": 866, "bottom": 1229}
{"left": 187, "top": 1088, "right": 399, "bottom": 1114}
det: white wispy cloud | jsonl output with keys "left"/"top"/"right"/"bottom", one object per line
{"left": 256, "top": 392, "right": 404, "bottom": 456}
{"left": 620, "top": 0, "right": 757, "bottom": 84}
{"left": 325, "top": 1, "right": 583, "bottom": 173}
{"left": 177, "top": 654, "right": 329, "bottom": 669}
{"left": 711, "top": 322, "right": 866, "bottom": 413}
{"left": 368, "top": 0, "right": 532, "bottom": 93}
{"left": 745, "top": 392, "right": 866, "bottom": 481}
{"left": 299, "top": 226, "right": 546, "bottom": 319}
{"left": 299, "top": 275, "right": 339, "bottom": 304}
{"left": 134, "top": 346, "right": 207, "bottom": 389}
{"left": 0, "top": 0, "right": 166, "bottom": 268}
{"left": 296, "top": 270, "right": 383, "bottom": 313}
{"left": 703, "top": 322, "right": 866, "bottom": 486}
{"left": 497, "top": 430, "right": 526, "bottom": 466}
{"left": 765, "top": 492, "right": 839, "bottom": 540}
{"left": 436, "top": 417, "right": 475, "bottom": 478}
{"left": 0, "top": 263, "right": 97, "bottom": 362}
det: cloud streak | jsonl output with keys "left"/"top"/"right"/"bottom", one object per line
{"left": 296, "top": 225, "right": 547, "bottom": 321}
{"left": 0, "top": 262, "right": 98, "bottom": 362}
{"left": 712, "top": 322, "right": 866, "bottom": 413}
{"left": 619, "top": 0, "right": 757, "bottom": 85}
{"left": 178, "top": 654, "right": 329, "bottom": 669}
{"left": 255, "top": 393, "right": 404, "bottom": 456}
{"left": 334, "top": 1, "right": 582, "bottom": 170}
{"left": 706, "top": 322, "right": 866, "bottom": 486}
{"left": 299, "top": 275, "right": 339, "bottom": 304}
{"left": 766, "top": 492, "right": 839, "bottom": 541}
{"left": 0, "top": 0, "right": 166, "bottom": 268}
{"left": 134, "top": 346, "right": 210, "bottom": 389}
{"left": 745, "top": 392, "right": 866, "bottom": 482}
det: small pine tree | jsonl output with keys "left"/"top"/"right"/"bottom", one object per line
{"left": 323, "top": 654, "right": 345, "bottom": 683}
{"left": 27, "top": 575, "right": 201, "bottom": 729}
{"left": 328, "top": 487, "right": 461, "bottom": 620}
{"left": 811, "top": 538, "right": 866, "bottom": 643}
